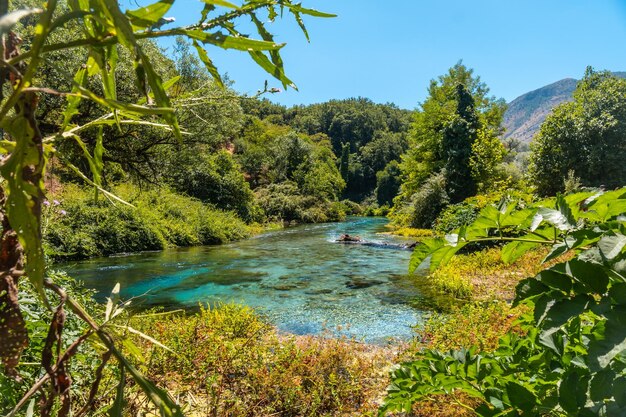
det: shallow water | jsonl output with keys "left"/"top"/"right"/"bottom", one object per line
{"left": 61, "top": 217, "right": 427, "bottom": 343}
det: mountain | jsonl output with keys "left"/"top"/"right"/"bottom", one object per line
{"left": 502, "top": 72, "right": 626, "bottom": 146}
{"left": 502, "top": 78, "right": 577, "bottom": 146}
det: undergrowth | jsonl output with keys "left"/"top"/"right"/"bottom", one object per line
{"left": 43, "top": 183, "right": 252, "bottom": 261}
{"left": 131, "top": 303, "right": 394, "bottom": 417}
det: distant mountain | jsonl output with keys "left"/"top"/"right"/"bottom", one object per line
{"left": 502, "top": 72, "right": 626, "bottom": 146}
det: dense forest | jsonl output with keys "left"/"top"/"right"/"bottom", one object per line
{"left": 1, "top": 1, "right": 626, "bottom": 417}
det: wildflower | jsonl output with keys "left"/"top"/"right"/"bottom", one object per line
{"left": 59, "top": 210, "right": 67, "bottom": 216}
{"left": 43, "top": 200, "right": 50, "bottom": 207}
{"left": 53, "top": 200, "right": 60, "bottom": 206}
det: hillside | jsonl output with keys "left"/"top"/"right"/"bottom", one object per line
{"left": 503, "top": 72, "right": 626, "bottom": 145}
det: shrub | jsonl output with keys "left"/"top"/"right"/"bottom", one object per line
{"left": 397, "top": 171, "right": 449, "bottom": 228}
{"left": 433, "top": 201, "right": 478, "bottom": 233}
{"left": 255, "top": 181, "right": 345, "bottom": 223}
{"left": 44, "top": 184, "right": 251, "bottom": 261}
{"left": 132, "top": 303, "right": 392, "bottom": 416}
{"left": 165, "top": 149, "right": 258, "bottom": 221}
{"left": 340, "top": 199, "right": 364, "bottom": 215}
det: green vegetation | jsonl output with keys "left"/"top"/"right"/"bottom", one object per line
{"left": 529, "top": 68, "right": 626, "bottom": 196}
{"left": 1, "top": 0, "right": 625, "bottom": 416}
{"left": 392, "top": 62, "right": 509, "bottom": 229}
{"left": 43, "top": 184, "right": 251, "bottom": 261}
{"left": 382, "top": 189, "right": 626, "bottom": 416}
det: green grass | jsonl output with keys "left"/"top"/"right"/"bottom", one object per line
{"left": 43, "top": 183, "right": 252, "bottom": 261}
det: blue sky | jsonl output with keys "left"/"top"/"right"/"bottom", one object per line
{"left": 128, "top": 0, "right": 626, "bottom": 109}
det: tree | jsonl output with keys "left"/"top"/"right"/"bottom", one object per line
{"left": 0, "top": 1, "right": 333, "bottom": 415}
{"left": 375, "top": 160, "right": 402, "bottom": 206}
{"left": 529, "top": 68, "right": 626, "bottom": 196}
{"left": 442, "top": 83, "right": 480, "bottom": 202}
{"left": 398, "top": 62, "right": 506, "bottom": 197}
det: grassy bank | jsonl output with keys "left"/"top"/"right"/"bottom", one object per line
{"left": 3, "top": 238, "right": 551, "bottom": 417}
{"left": 43, "top": 183, "right": 257, "bottom": 262}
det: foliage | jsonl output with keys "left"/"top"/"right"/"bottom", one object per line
{"left": 398, "top": 62, "right": 506, "bottom": 199}
{"left": 434, "top": 201, "right": 479, "bottom": 234}
{"left": 382, "top": 188, "right": 626, "bottom": 416}
{"left": 242, "top": 97, "right": 412, "bottom": 200}
{"left": 393, "top": 171, "right": 449, "bottom": 229}
{"left": 412, "top": 302, "right": 525, "bottom": 354}
{"left": 0, "top": 1, "right": 334, "bottom": 415}
{"left": 43, "top": 184, "right": 251, "bottom": 261}
{"left": 132, "top": 303, "right": 392, "bottom": 416}
{"left": 442, "top": 83, "right": 480, "bottom": 202}
{"left": 0, "top": 272, "right": 103, "bottom": 414}
{"left": 470, "top": 128, "right": 507, "bottom": 192}
{"left": 376, "top": 160, "right": 402, "bottom": 206}
{"left": 386, "top": 227, "right": 435, "bottom": 238}
{"left": 164, "top": 149, "right": 258, "bottom": 221}
{"left": 529, "top": 68, "right": 626, "bottom": 196}
{"left": 256, "top": 181, "right": 345, "bottom": 223}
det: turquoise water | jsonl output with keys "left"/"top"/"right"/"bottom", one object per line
{"left": 61, "top": 217, "right": 427, "bottom": 343}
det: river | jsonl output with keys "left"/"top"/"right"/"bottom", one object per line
{"left": 61, "top": 217, "right": 428, "bottom": 343}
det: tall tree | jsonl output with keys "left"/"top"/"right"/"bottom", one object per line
{"left": 442, "top": 83, "right": 480, "bottom": 202}
{"left": 398, "top": 62, "right": 506, "bottom": 197}
{"left": 529, "top": 68, "right": 626, "bottom": 196}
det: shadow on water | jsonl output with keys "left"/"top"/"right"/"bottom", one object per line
{"left": 61, "top": 217, "right": 449, "bottom": 343}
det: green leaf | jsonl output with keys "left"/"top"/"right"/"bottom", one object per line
{"left": 598, "top": 234, "right": 626, "bottom": 261}
{"left": 542, "top": 241, "right": 571, "bottom": 263}
{"left": 126, "top": 0, "right": 174, "bottom": 30}
{"left": 505, "top": 381, "right": 536, "bottom": 412}
{"left": 408, "top": 238, "right": 445, "bottom": 273}
{"left": 200, "top": 0, "right": 239, "bottom": 9}
{"left": 589, "top": 369, "right": 615, "bottom": 403}
{"left": 613, "top": 377, "right": 626, "bottom": 407}
{"left": 97, "top": 0, "right": 139, "bottom": 50}
{"left": 186, "top": 30, "right": 284, "bottom": 51}
{"left": 248, "top": 50, "right": 297, "bottom": 89}
{"left": 136, "top": 49, "right": 182, "bottom": 141}
{"left": 515, "top": 278, "right": 550, "bottom": 304}
{"left": 62, "top": 67, "right": 88, "bottom": 130}
{"left": 535, "top": 269, "right": 572, "bottom": 293}
{"left": 501, "top": 240, "right": 540, "bottom": 264}
{"left": 609, "top": 283, "right": 626, "bottom": 305}
{"left": 192, "top": 40, "right": 223, "bottom": 87}
{"left": 559, "top": 370, "right": 589, "bottom": 413}
{"left": 589, "top": 308, "right": 626, "bottom": 371}
{"left": 539, "top": 295, "right": 590, "bottom": 342}
{"left": 566, "top": 260, "right": 609, "bottom": 294}
{"left": 0, "top": 112, "right": 46, "bottom": 298}
{"left": 286, "top": 4, "right": 337, "bottom": 18}
{"left": 109, "top": 364, "right": 125, "bottom": 417}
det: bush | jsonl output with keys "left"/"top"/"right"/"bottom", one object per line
{"left": 433, "top": 201, "right": 478, "bottom": 233}
{"left": 255, "top": 181, "right": 345, "bottom": 223}
{"left": 44, "top": 183, "right": 251, "bottom": 261}
{"left": 132, "top": 303, "right": 392, "bottom": 416}
{"left": 395, "top": 171, "right": 449, "bottom": 228}
{"left": 44, "top": 186, "right": 167, "bottom": 260}
{"left": 340, "top": 199, "right": 364, "bottom": 215}
{"left": 165, "top": 150, "right": 258, "bottom": 221}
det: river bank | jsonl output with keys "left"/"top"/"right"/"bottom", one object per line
{"left": 61, "top": 216, "right": 424, "bottom": 343}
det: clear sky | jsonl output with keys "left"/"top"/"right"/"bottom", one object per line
{"left": 127, "top": 0, "right": 626, "bottom": 110}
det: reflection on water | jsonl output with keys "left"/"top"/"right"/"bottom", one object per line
{"left": 60, "top": 217, "right": 427, "bottom": 343}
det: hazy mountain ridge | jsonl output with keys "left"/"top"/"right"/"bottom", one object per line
{"left": 503, "top": 72, "right": 626, "bottom": 145}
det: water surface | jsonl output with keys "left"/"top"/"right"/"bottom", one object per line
{"left": 61, "top": 217, "right": 426, "bottom": 343}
